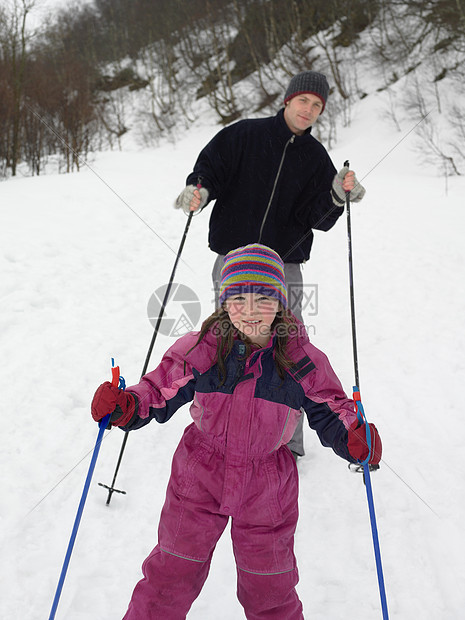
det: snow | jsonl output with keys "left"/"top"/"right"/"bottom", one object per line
{"left": 1, "top": 91, "right": 465, "bottom": 620}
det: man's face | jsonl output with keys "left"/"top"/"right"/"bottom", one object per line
{"left": 283, "top": 93, "right": 324, "bottom": 135}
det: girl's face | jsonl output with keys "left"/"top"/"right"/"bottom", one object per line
{"left": 225, "top": 293, "right": 280, "bottom": 346}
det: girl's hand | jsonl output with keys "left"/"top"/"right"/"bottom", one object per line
{"left": 91, "top": 382, "right": 135, "bottom": 427}
{"left": 348, "top": 421, "right": 382, "bottom": 465}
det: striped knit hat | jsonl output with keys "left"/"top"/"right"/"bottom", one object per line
{"left": 284, "top": 71, "right": 329, "bottom": 113}
{"left": 219, "top": 244, "right": 288, "bottom": 308}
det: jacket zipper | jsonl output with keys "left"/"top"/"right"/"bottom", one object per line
{"left": 258, "top": 134, "right": 295, "bottom": 243}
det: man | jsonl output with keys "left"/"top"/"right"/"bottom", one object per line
{"left": 175, "top": 70, "right": 366, "bottom": 458}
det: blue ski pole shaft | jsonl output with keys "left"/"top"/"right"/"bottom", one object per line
{"left": 49, "top": 414, "right": 111, "bottom": 620}
{"left": 353, "top": 388, "right": 389, "bottom": 618}
{"left": 363, "top": 463, "right": 389, "bottom": 620}
{"left": 49, "top": 362, "right": 121, "bottom": 618}
{"left": 48, "top": 412, "right": 110, "bottom": 620}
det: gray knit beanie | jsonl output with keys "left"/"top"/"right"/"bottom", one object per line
{"left": 284, "top": 71, "right": 330, "bottom": 112}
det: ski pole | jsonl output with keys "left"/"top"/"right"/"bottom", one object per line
{"left": 100, "top": 203, "right": 195, "bottom": 505}
{"left": 49, "top": 362, "right": 121, "bottom": 620}
{"left": 344, "top": 160, "right": 389, "bottom": 620}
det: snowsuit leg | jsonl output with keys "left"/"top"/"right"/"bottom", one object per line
{"left": 122, "top": 428, "right": 230, "bottom": 619}
{"left": 231, "top": 449, "right": 304, "bottom": 619}
{"left": 122, "top": 545, "right": 213, "bottom": 620}
{"left": 236, "top": 568, "right": 303, "bottom": 620}
{"left": 123, "top": 427, "right": 303, "bottom": 619}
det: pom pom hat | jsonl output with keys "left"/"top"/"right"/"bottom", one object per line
{"left": 284, "top": 71, "right": 330, "bottom": 113}
{"left": 219, "top": 244, "right": 288, "bottom": 308}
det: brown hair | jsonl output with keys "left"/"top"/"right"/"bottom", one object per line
{"left": 187, "top": 305, "right": 298, "bottom": 385}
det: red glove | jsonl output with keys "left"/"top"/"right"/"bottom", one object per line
{"left": 91, "top": 381, "right": 135, "bottom": 427}
{"left": 348, "top": 422, "right": 382, "bottom": 465}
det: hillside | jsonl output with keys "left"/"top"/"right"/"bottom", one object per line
{"left": 1, "top": 0, "right": 465, "bottom": 177}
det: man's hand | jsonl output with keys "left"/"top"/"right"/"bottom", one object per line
{"left": 331, "top": 167, "right": 366, "bottom": 205}
{"left": 175, "top": 185, "right": 209, "bottom": 215}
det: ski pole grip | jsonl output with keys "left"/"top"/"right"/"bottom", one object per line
{"left": 344, "top": 161, "right": 350, "bottom": 197}
{"left": 111, "top": 365, "right": 120, "bottom": 388}
{"left": 99, "top": 363, "right": 121, "bottom": 429}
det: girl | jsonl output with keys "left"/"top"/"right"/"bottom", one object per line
{"left": 91, "top": 243, "right": 381, "bottom": 619}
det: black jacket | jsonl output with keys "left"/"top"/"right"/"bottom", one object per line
{"left": 186, "top": 109, "right": 343, "bottom": 263}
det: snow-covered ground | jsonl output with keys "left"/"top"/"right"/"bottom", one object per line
{"left": 1, "top": 90, "right": 464, "bottom": 619}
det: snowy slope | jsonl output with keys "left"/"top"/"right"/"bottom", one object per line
{"left": 1, "top": 91, "right": 465, "bottom": 620}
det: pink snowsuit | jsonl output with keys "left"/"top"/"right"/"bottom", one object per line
{"left": 121, "top": 324, "right": 357, "bottom": 619}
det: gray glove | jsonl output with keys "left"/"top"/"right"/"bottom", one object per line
{"left": 175, "top": 184, "right": 209, "bottom": 215}
{"left": 331, "top": 167, "right": 366, "bottom": 205}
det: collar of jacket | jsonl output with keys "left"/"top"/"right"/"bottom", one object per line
{"left": 231, "top": 333, "right": 274, "bottom": 359}
{"left": 230, "top": 318, "right": 309, "bottom": 362}
{"left": 275, "top": 107, "right": 314, "bottom": 142}
{"left": 228, "top": 326, "right": 317, "bottom": 385}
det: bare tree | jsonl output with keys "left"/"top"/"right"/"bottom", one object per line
{"left": 176, "top": 1, "right": 240, "bottom": 125}
{"left": 0, "top": 0, "right": 36, "bottom": 175}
